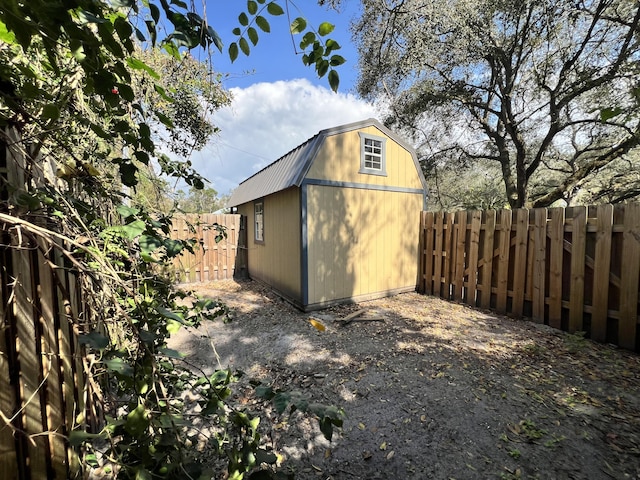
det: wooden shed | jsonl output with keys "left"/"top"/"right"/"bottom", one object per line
{"left": 227, "top": 118, "right": 427, "bottom": 311}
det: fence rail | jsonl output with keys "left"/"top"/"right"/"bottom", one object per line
{"left": 170, "top": 214, "right": 247, "bottom": 283}
{"left": 418, "top": 204, "right": 640, "bottom": 351}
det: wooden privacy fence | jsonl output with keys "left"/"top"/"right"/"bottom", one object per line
{"left": 418, "top": 204, "right": 640, "bottom": 351}
{"left": 0, "top": 218, "right": 99, "bottom": 479}
{"left": 170, "top": 214, "right": 247, "bottom": 283}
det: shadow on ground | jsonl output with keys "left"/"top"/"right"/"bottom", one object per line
{"left": 169, "top": 279, "right": 640, "bottom": 480}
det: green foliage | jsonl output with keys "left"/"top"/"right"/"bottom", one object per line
{"left": 228, "top": 1, "right": 343, "bottom": 91}
{"left": 1, "top": 0, "right": 344, "bottom": 478}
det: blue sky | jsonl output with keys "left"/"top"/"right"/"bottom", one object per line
{"left": 172, "top": 1, "right": 380, "bottom": 197}
{"left": 203, "top": 0, "right": 362, "bottom": 91}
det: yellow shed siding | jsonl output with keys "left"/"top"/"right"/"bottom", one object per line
{"left": 239, "top": 188, "right": 302, "bottom": 304}
{"left": 305, "top": 126, "right": 423, "bottom": 190}
{"left": 305, "top": 185, "right": 423, "bottom": 307}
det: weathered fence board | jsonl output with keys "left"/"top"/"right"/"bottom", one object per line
{"left": 170, "top": 214, "right": 247, "bottom": 283}
{"left": 419, "top": 204, "right": 640, "bottom": 351}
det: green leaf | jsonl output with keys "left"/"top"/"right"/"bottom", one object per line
{"left": 330, "top": 54, "right": 345, "bottom": 66}
{"left": 317, "top": 59, "right": 329, "bottom": 78}
{"left": 267, "top": 2, "right": 284, "bottom": 15}
{"left": 139, "top": 234, "right": 162, "bottom": 254}
{"left": 229, "top": 42, "right": 239, "bottom": 62}
{"left": 247, "top": 27, "right": 258, "bottom": 46}
{"left": 117, "top": 83, "right": 135, "bottom": 101}
{"left": 208, "top": 26, "right": 224, "bottom": 52}
{"left": 290, "top": 17, "right": 307, "bottom": 34}
{"left": 76, "top": 9, "right": 108, "bottom": 25}
{"left": 155, "top": 306, "right": 186, "bottom": 323}
{"left": 116, "top": 205, "right": 140, "bottom": 218}
{"left": 105, "top": 357, "right": 134, "bottom": 376}
{"left": 255, "top": 15, "right": 270, "bottom": 33}
{"left": 134, "top": 468, "right": 152, "bottom": 480}
{"left": 238, "top": 12, "right": 249, "bottom": 26}
{"left": 318, "top": 22, "right": 335, "bottom": 36}
{"left": 122, "top": 219, "right": 146, "bottom": 239}
{"left": 600, "top": 107, "right": 623, "bottom": 121}
{"left": 134, "top": 150, "right": 150, "bottom": 165}
{"left": 300, "top": 31, "right": 316, "bottom": 49}
{"left": 126, "top": 57, "right": 160, "bottom": 79}
{"left": 325, "top": 38, "right": 341, "bottom": 53}
{"left": 247, "top": 0, "right": 258, "bottom": 15}
{"left": 114, "top": 16, "right": 133, "bottom": 42}
{"left": 119, "top": 162, "right": 138, "bottom": 187}
{"left": 232, "top": 27, "right": 242, "bottom": 36}
{"left": 239, "top": 37, "right": 250, "bottom": 56}
{"left": 150, "top": 3, "right": 161, "bottom": 23}
{"left": 42, "top": 104, "right": 60, "bottom": 120}
{"left": 0, "top": 20, "right": 16, "bottom": 43}
{"left": 328, "top": 69, "right": 340, "bottom": 92}
{"left": 163, "top": 238, "right": 184, "bottom": 257}
{"left": 79, "top": 332, "right": 110, "bottom": 350}
{"left": 125, "top": 404, "right": 149, "bottom": 436}
{"left": 166, "top": 319, "right": 182, "bottom": 334}
{"left": 68, "top": 430, "right": 104, "bottom": 447}
{"left": 159, "top": 347, "right": 185, "bottom": 359}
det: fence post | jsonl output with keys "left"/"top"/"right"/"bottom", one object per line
{"left": 547, "top": 208, "right": 565, "bottom": 329}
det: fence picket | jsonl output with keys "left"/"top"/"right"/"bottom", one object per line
{"left": 433, "top": 212, "right": 444, "bottom": 297}
{"left": 591, "top": 204, "right": 613, "bottom": 342}
{"left": 512, "top": 209, "right": 529, "bottom": 316}
{"left": 532, "top": 208, "right": 547, "bottom": 322}
{"left": 569, "top": 207, "right": 587, "bottom": 333}
{"left": 618, "top": 204, "right": 640, "bottom": 349}
{"left": 418, "top": 212, "right": 426, "bottom": 293}
{"left": 496, "top": 209, "right": 512, "bottom": 313}
{"left": 443, "top": 212, "right": 455, "bottom": 299}
{"left": 423, "top": 212, "right": 435, "bottom": 295}
{"left": 466, "top": 211, "right": 482, "bottom": 307}
{"left": 453, "top": 211, "right": 467, "bottom": 301}
{"left": 548, "top": 208, "right": 565, "bottom": 329}
{"left": 480, "top": 210, "right": 496, "bottom": 309}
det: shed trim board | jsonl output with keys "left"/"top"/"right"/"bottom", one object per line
{"left": 301, "top": 178, "right": 425, "bottom": 195}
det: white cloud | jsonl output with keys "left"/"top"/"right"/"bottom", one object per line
{"left": 190, "top": 78, "right": 379, "bottom": 195}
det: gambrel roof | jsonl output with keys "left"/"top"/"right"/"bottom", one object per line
{"left": 227, "top": 118, "right": 424, "bottom": 207}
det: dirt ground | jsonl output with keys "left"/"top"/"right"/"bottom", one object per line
{"left": 168, "top": 279, "right": 640, "bottom": 480}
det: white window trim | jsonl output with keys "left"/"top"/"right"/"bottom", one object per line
{"left": 254, "top": 200, "right": 264, "bottom": 243}
{"left": 358, "top": 132, "right": 387, "bottom": 176}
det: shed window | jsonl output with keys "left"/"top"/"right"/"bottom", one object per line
{"left": 254, "top": 201, "right": 264, "bottom": 243}
{"left": 359, "top": 133, "right": 387, "bottom": 176}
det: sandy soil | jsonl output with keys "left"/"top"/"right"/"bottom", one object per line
{"left": 168, "top": 279, "right": 640, "bottom": 480}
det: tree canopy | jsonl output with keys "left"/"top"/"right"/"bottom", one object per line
{"left": 352, "top": 0, "right": 640, "bottom": 208}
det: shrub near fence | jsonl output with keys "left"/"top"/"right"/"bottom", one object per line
{"left": 418, "top": 204, "right": 640, "bottom": 351}
{"left": 170, "top": 214, "right": 247, "bottom": 283}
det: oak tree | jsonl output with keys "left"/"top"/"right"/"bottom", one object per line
{"left": 352, "top": 0, "right": 640, "bottom": 208}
